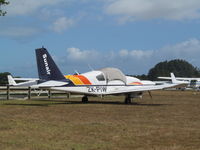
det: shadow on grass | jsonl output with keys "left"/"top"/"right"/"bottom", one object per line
{"left": 3, "top": 99, "right": 170, "bottom": 107}
{"left": 71, "top": 101, "right": 170, "bottom": 107}
{"left": 3, "top": 103, "right": 67, "bottom": 107}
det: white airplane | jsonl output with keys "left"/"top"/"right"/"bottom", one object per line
{"left": 27, "top": 47, "right": 186, "bottom": 104}
{"left": 7, "top": 75, "right": 38, "bottom": 87}
{"left": 158, "top": 74, "right": 200, "bottom": 89}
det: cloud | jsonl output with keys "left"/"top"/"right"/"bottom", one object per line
{"left": 105, "top": 0, "right": 200, "bottom": 23}
{"left": 51, "top": 17, "right": 75, "bottom": 33}
{"left": 58, "top": 39, "right": 200, "bottom": 75}
{"left": 119, "top": 49, "right": 153, "bottom": 59}
{"left": 1, "top": 0, "right": 86, "bottom": 38}
{"left": 66, "top": 47, "right": 99, "bottom": 61}
{"left": 5, "top": 0, "right": 65, "bottom": 16}
{"left": 158, "top": 39, "right": 200, "bottom": 63}
{"left": 0, "top": 27, "right": 39, "bottom": 38}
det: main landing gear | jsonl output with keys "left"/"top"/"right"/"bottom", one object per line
{"left": 125, "top": 95, "right": 132, "bottom": 104}
{"left": 82, "top": 96, "right": 88, "bottom": 103}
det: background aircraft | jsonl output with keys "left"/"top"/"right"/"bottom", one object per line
{"left": 158, "top": 74, "right": 200, "bottom": 90}
{"left": 28, "top": 48, "right": 185, "bottom": 104}
{"left": 7, "top": 75, "right": 38, "bottom": 87}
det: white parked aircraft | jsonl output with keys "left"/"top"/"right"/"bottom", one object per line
{"left": 7, "top": 75, "right": 38, "bottom": 87}
{"left": 158, "top": 74, "right": 200, "bottom": 89}
{"left": 26, "top": 47, "right": 185, "bottom": 104}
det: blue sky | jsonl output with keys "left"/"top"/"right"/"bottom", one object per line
{"left": 1, "top": 0, "right": 200, "bottom": 77}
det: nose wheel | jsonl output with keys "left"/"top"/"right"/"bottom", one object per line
{"left": 82, "top": 96, "right": 88, "bottom": 103}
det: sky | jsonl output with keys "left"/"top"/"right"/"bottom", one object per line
{"left": 1, "top": 0, "right": 200, "bottom": 77}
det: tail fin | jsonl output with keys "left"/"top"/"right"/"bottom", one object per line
{"left": 35, "top": 48, "right": 66, "bottom": 81}
{"left": 7, "top": 75, "right": 17, "bottom": 86}
{"left": 170, "top": 72, "right": 178, "bottom": 84}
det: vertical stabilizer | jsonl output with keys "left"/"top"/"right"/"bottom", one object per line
{"left": 35, "top": 48, "right": 66, "bottom": 81}
{"left": 7, "top": 75, "right": 17, "bottom": 86}
{"left": 170, "top": 73, "right": 177, "bottom": 84}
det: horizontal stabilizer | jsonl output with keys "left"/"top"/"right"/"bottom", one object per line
{"left": 13, "top": 78, "right": 39, "bottom": 81}
{"left": 31, "top": 80, "right": 69, "bottom": 88}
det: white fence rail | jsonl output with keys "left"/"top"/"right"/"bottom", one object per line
{"left": 0, "top": 86, "right": 72, "bottom": 100}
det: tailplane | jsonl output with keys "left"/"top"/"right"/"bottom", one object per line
{"left": 35, "top": 48, "right": 66, "bottom": 81}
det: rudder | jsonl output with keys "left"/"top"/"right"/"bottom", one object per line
{"left": 35, "top": 48, "right": 66, "bottom": 81}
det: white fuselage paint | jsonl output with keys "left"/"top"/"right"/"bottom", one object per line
{"left": 50, "top": 70, "right": 156, "bottom": 96}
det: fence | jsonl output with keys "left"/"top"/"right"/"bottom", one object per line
{"left": 0, "top": 85, "right": 72, "bottom": 100}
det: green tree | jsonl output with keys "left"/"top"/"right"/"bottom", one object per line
{"left": 0, "top": 72, "right": 10, "bottom": 85}
{"left": 0, "top": 0, "right": 9, "bottom": 16}
{"left": 148, "top": 59, "right": 200, "bottom": 80}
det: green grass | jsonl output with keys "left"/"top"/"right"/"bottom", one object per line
{"left": 0, "top": 91, "right": 200, "bottom": 150}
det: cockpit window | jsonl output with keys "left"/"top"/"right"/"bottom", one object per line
{"left": 96, "top": 74, "right": 105, "bottom": 81}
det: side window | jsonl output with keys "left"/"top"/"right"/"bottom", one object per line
{"left": 96, "top": 74, "right": 105, "bottom": 81}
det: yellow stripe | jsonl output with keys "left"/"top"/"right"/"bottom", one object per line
{"left": 65, "top": 75, "right": 84, "bottom": 85}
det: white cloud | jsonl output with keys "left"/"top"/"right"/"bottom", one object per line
{"left": 158, "top": 39, "right": 200, "bottom": 62}
{"left": 105, "top": 0, "right": 200, "bottom": 23}
{"left": 119, "top": 49, "right": 129, "bottom": 57}
{"left": 130, "top": 50, "right": 153, "bottom": 59}
{"left": 119, "top": 49, "right": 153, "bottom": 59}
{"left": 0, "top": 27, "right": 39, "bottom": 37}
{"left": 66, "top": 47, "right": 99, "bottom": 61}
{"left": 5, "top": 0, "right": 65, "bottom": 16}
{"left": 60, "top": 39, "right": 200, "bottom": 75}
{"left": 51, "top": 17, "right": 75, "bottom": 33}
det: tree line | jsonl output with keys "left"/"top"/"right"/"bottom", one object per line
{"left": 0, "top": 72, "right": 10, "bottom": 85}
{"left": 129, "top": 59, "right": 200, "bottom": 80}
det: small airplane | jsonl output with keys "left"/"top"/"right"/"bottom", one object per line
{"left": 7, "top": 75, "right": 38, "bottom": 87}
{"left": 158, "top": 74, "right": 200, "bottom": 90}
{"left": 19, "top": 47, "right": 185, "bottom": 104}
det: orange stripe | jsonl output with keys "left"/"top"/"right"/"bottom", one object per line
{"left": 65, "top": 75, "right": 84, "bottom": 85}
{"left": 74, "top": 75, "right": 92, "bottom": 85}
{"left": 129, "top": 82, "right": 143, "bottom": 85}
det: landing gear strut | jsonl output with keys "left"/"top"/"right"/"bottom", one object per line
{"left": 82, "top": 96, "right": 88, "bottom": 103}
{"left": 125, "top": 95, "right": 131, "bottom": 104}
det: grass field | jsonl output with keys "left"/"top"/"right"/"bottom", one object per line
{"left": 0, "top": 90, "right": 200, "bottom": 150}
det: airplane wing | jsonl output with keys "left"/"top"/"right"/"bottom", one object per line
{"left": 31, "top": 80, "right": 69, "bottom": 88}
{"left": 50, "top": 82, "right": 186, "bottom": 96}
{"left": 104, "top": 83, "right": 183, "bottom": 95}
{"left": 13, "top": 78, "right": 39, "bottom": 81}
{"left": 158, "top": 77, "right": 200, "bottom": 81}
{"left": 107, "top": 73, "right": 187, "bottom": 95}
{"left": 158, "top": 77, "right": 172, "bottom": 80}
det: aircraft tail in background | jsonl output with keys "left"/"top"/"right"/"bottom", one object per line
{"left": 7, "top": 75, "right": 17, "bottom": 86}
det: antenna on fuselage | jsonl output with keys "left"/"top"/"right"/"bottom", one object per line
{"left": 74, "top": 70, "right": 80, "bottom": 75}
{"left": 88, "top": 64, "right": 94, "bottom": 71}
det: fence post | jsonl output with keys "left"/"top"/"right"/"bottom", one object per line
{"left": 48, "top": 90, "right": 51, "bottom": 99}
{"left": 28, "top": 87, "right": 31, "bottom": 100}
{"left": 7, "top": 85, "right": 10, "bottom": 100}
{"left": 67, "top": 92, "right": 71, "bottom": 99}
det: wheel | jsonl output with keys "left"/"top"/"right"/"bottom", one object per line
{"left": 82, "top": 96, "right": 88, "bottom": 103}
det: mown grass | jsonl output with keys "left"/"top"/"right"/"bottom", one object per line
{"left": 0, "top": 90, "right": 200, "bottom": 150}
